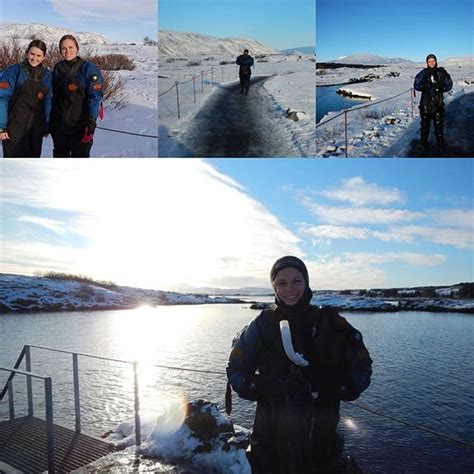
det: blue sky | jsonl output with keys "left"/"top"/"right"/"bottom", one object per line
{"left": 317, "top": 0, "right": 474, "bottom": 61}
{"left": 159, "top": 0, "right": 315, "bottom": 50}
{"left": 0, "top": 159, "right": 472, "bottom": 292}
{"left": 1, "top": 0, "right": 157, "bottom": 43}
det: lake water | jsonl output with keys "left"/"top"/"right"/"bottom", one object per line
{"left": 1, "top": 304, "right": 473, "bottom": 473}
{"left": 317, "top": 85, "right": 369, "bottom": 123}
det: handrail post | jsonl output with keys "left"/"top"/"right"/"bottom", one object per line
{"left": 73, "top": 353, "right": 81, "bottom": 433}
{"left": 44, "top": 377, "right": 55, "bottom": 473}
{"left": 201, "top": 71, "right": 204, "bottom": 93}
{"left": 175, "top": 81, "right": 180, "bottom": 120}
{"left": 8, "top": 380, "right": 14, "bottom": 420}
{"left": 410, "top": 88, "right": 414, "bottom": 118}
{"left": 221, "top": 67, "right": 224, "bottom": 82}
{"left": 193, "top": 76, "right": 196, "bottom": 103}
{"left": 133, "top": 362, "right": 141, "bottom": 446}
{"left": 211, "top": 67, "right": 214, "bottom": 86}
{"left": 344, "top": 110, "right": 348, "bottom": 158}
{"left": 25, "top": 345, "right": 33, "bottom": 417}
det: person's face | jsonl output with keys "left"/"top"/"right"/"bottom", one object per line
{"left": 26, "top": 47, "right": 45, "bottom": 67}
{"left": 61, "top": 39, "right": 78, "bottom": 61}
{"left": 427, "top": 58, "right": 436, "bottom": 69}
{"left": 273, "top": 267, "right": 306, "bottom": 306}
{"left": 244, "top": 51, "right": 248, "bottom": 56}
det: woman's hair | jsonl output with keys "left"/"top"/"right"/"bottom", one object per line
{"left": 26, "top": 39, "right": 47, "bottom": 56}
{"left": 59, "top": 34, "right": 80, "bottom": 51}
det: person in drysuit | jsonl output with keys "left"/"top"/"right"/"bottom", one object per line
{"left": 227, "top": 256, "right": 372, "bottom": 473}
{"left": 0, "top": 40, "right": 52, "bottom": 157}
{"left": 50, "top": 34, "right": 104, "bottom": 158}
{"left": 236, "top": 49, "right": 254, "bottom": 95}
{"left": 414, "top": 54, "right": 453, "bottom": 156}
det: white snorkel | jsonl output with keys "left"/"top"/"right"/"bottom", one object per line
{"left": 279, "top": 320, "right": 309, "bottom": 367}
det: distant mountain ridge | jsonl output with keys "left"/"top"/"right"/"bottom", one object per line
{"left": 0, "top": 22, "right": 108, "bottom": 44}
{"left": 328, "top": 53, "right": 415, "bottom": 65}
{"left": 281, "top": 46, "right": 315, "bottom": 55}
{"left": 159, "top": 30, "right": 277, "bottom": 57}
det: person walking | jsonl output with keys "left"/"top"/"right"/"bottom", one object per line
{"left": 227, "top": 256, "right": 372, "bottom": 473}
{"left": 414, "top": 54, "right": 453, "bottom": 156}
{"left": 236, "top": 49, "right": 254, "bottom": 95}
{"left": 0, "top": 40, "right": 52, "bottom": 157}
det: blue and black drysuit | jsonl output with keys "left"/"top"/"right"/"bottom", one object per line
{"left": 227, "top": 291, "right": 372, "bottom": 474}
{"left": 0, "top": 60, "right": 52, "bottom": 157}
{"left": 414, "top": 66, "right": 453, "bottom": 152}
{"left": 236, "top": 54, "right": 254, "bottom": 94}
{"left": 50, "top": 57, "right": 103, "bottom": 158}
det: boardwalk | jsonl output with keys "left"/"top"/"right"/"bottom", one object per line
{"left": 0, "top": 416, "right": 112, "bottom": 473}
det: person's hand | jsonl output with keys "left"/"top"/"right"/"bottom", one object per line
{"left": 85, "top": 118, "right": 97, "bottom": 136}
{"left": 0, "top": 131, "right": 10, "bottom": 140}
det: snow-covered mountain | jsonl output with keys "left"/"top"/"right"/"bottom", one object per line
{"left": 0, "top": 22, "right": 108, "bottom": 45}
{"left": 440, "top": 56, "right": 474, "bottom": 67}
{"left": 329, "top": 53, "right": 415, "bottom": 65}
{"left": 282, "top": 46, "right": 315, "bottom": 55}
{"left": 159, "top": 30, "right": 277, "bottom": 57}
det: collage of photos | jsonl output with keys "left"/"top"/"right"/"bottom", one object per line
{"left": 0, "top": 0, "right": 473, "bottom": 473}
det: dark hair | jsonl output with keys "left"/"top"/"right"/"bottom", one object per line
{"left": 26, "top": 39, "right": 47, "bottom": 56}
{"left": 244, "top": 49, "right": 249, "bottom": 54}
{"left": 59, "top": 34, "right": 80, "bottom": 51}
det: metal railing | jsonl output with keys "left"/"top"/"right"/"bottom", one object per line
{"left": 159, "top": 65, "right": 241, "bottom": 119}
{"left": 0, "top": 366, "right": 55, "bottom": 473}
{"left": 316, "top": 88, "right": 415, "bottom": 157}
{"left": 0, "top": 345, "right": 142, "bottom": 446}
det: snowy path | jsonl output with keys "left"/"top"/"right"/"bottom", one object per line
{"left": 408, "top": 92, "right": 474, "bottom": 157}
{"left": 165, "top": 76, "right": 302, "bottom": 157}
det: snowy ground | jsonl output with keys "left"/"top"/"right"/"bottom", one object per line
{"left": 316, "top": 60, "right": 474, "bottom": 157}
{"left": 159, "top": 54, "right": 315, "bottom": 157}
{"left": 1, "top": 42, "right": 158, "bottom": 158}
{"left": 0, "top": 274, "right": 242, "bottom": 313}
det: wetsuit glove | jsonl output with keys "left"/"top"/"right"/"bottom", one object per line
{"left": 86, "top": 118, "right": 97, "bottom": 135}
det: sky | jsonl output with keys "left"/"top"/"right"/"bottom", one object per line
{"left": 0, "top": 0, "right": 157, "bottom": 43}
{"left": 159, "top": 0, "right": 315, "bottom": 50}
{"left": 317, "top": 0, "right": 474, "bottom": 62}
{"left": 0, "top": 159, "right": 472, "bottom": 292}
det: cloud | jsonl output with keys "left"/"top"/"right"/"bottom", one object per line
{"left": 389, "top": 225, "right": 473, "bottom": 250}
{"left": 16, "top": 216, "right": 67, "bottom": 235}
{"left": 299, "top": 198, "right": 423, "bottom": 225}
{"left": 428, "top": 209, "right": 474, "bottom": 228}
{"left": 0, "top": 160, "right": 301, "bottom": 290}
{"left": 50, "top": 0, "right": 156, "bottom": 22}
{"left": 343, "top": 252, "right": 446, "bottom": 267}
{"left": 318, "top": 176, "right": 406, "bottom": 205}
{"left": 299, "top": 224, "right": 414, "bottom": 243}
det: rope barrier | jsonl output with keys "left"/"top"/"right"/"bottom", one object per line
{"left": 96, "top": 126, "right": 157, "bottom": 139}
{"left": 316, "top": 88, "right": 413, "bottom": 128}
{"left": 145, "top": 362, "right": 473, "bottom": 449}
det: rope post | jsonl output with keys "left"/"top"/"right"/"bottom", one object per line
{"left": 44, "top": 377, "right": 55, "bottom": 474}
{"left": 193, "top": 76, "right": 196, "bottom": 104}
{"left": 73, "top": 353, "right": 81, "bottom": 433}
{"left": 175, "top": 81, "right": 180, "bottom": 120}
{"left": 211, "top": 67, "right": 214, "bottom": 86}
{"left": 133, "top": 362, "right": 141, "bottom": 447}
{"left": 201, "top": 71, "right": 204, "bottom": 93}
{"left": 25, "top": 345, "right": 33, "bottom": 417}
{"left": 8, "top": 379, "right": 14, "bottom": 420}
{"left": 410, "top": 88, "right": 414, "bottom": 118}
{"left": 344, "top": 110, "right": 348, "bottom": 158}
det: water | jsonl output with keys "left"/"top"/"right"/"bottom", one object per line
{"left": 1, "top": 305, "right": 473, "bottom": 473}
{"left": 317, "top": 85, "right": 369, "bottom": 123}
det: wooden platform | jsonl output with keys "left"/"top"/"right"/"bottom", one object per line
{"left": 0, "top": 417, "right": 113, "bottom": 473}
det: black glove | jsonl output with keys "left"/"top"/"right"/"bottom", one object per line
{"left": 85, "top": 118, "right": 97, "bottom": 135}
